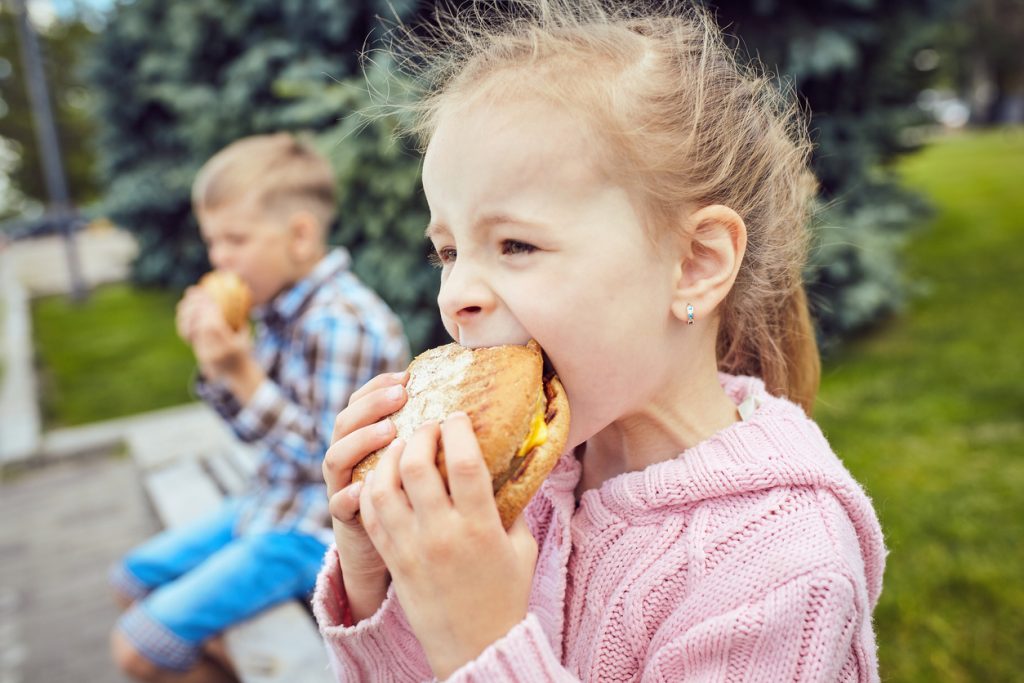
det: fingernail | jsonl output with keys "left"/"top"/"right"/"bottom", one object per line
{"left": 390, "top": 371, "right": 408, "bottom": 381}
{"left": 386, "top": 385, "right": 404, "bottom": 400}
{"left": 375, "top": 419, "right": 392, "bottom": 436}
{"left": 364, "top": 470, "right": 375, "bottom": 486}
{"left": 346, "top": 481, "right": 363, "bottom": 498}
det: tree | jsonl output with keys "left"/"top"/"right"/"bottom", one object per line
{"left": 85, "top": 1, "right": 421, "bottom": 296}
{"left": 705, "top": 0, "right": 960, "bottom": 348}
{"left": 0, "top": 6, "right": 99, "bottom": 220}
{"left": 938, "top": 0, "right": 1024, "bottom": 124}
{"left": 87, "top": 0, "right": 961, "bottom": 353}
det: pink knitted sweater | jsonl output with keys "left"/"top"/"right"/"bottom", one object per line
{"left": 313, "top": 374, "right": 886, "bottom": 681}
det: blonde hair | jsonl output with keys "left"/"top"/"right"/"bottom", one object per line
{"left": 397, "top": 0, "right": 821, "bottom": 412}
{"left": 192, "top": 132, "right": 337, "bottom": 231}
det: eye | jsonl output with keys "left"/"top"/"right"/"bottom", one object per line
{"left": 501, "top": 239, "right": 537, "bottom": 256}
{"left": 428, "top": 246, "right": 457, "bottom": 268}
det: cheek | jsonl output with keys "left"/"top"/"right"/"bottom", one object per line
{"left": 527, "top": 262, "right": 673, "bottom": 444}
{"left": 441, "top": 314, "right": 459, "bottom": 342}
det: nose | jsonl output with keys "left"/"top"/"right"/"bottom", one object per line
{"left": 437, "top": 259, "right": 496, "bottom": 328}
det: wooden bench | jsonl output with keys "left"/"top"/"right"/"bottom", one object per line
{"left": 142, "top": 444, "right": 333, "bottom": 683}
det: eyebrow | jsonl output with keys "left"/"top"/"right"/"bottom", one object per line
{"left": 424, "top": 213, "right": 548, "bottom": 239}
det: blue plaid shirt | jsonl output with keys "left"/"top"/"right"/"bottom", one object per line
{"left": 196, "top": 248, "right": 409, "bottom": 543}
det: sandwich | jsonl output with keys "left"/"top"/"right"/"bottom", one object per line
{"left": 353, "top": 340, "right": 569, "bottom": 529}
{"left": 197, "top": 271, "right": 252, "bottom": 331}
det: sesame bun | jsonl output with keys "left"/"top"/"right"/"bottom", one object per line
{"left": 197, "top": 271, "right": 252, "bottom": 331}
{"left": 353, "top": 340, "right": 570, "bottom": 529}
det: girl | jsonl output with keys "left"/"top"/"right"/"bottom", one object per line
{"left": 318, "top": 1, "right": 886, "bottom": 680}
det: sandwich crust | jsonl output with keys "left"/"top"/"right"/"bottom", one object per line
{"left": 198, "top": 271, "right": 252, "bottom": 331}
{"left": 493, "top": 373, "right": 569, "bottom": 528}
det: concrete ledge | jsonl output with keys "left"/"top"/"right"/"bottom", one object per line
{"left": 0, "top": 250, "right": 41, "bottom": 463}
{"left": 39, "top": 402, "right": 239, "bottom": 467}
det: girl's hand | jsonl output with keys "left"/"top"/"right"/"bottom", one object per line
{"left": 360, "top": 414, "right": 538, "bottom": 679}
{"left": 323, "top": 371, "right": 408, "bottom": 622}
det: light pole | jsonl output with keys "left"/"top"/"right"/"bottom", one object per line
{"left": 9, "top": 0, "right": 87, "bottom": 300}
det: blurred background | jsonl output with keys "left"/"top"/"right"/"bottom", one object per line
{"left": 0, "top": 0, "right": 1021, "bottom": 681}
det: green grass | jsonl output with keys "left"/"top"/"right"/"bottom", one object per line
{"left": 816, "top": 128, "right": 1024, "bottom": 682}
{"left": 32, "top": 284, "right": 196, "bottom": 428}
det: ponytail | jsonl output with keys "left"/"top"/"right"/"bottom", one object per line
{"left": 718, "top": 282, "right": 820, "bottom": 416}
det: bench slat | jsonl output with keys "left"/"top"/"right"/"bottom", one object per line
{"left": 142, "top": 454, "right": 333, "bottom": 683}
{"left": 144, "top": 459, "right": 224, "bottom": 527}
{"left": 224, "top": 442, "right": 260, "bottom": 479}
{"left": 203, "top": 449, "right": 248, "bottom": 496}
{"left": 226, "top": 602, "right": 333, "bottom": 683}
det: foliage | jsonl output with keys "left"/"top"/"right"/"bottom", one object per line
{"left": 309, "top": 68, "right": 440, "bottom": 350}
{"left": 87, "top": 0, "right": 963, "bottom": 353}
{"left": 932, "top": 0, "right": 1024, "bottom": 124}
{"left": 0, "top": 7, "right": 100, "bottom": 220}
{"left": 817, "top": 128, "right": 1024, "bottom": 681}
{"left": 705, "top": 0, "right": 960, "bottom": 349}
{"left": 32, "top": 284, "right": 195, "bottom": 428}
{"left": 83, "top": 0, "right": 424, "bottom": 333}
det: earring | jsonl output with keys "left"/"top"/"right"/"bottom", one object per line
{"left": 686, "top": 303, "right": 695, "bottom": 325}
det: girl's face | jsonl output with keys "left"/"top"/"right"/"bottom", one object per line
{"left": 422, "top": 100, "right": 684, "bottom": 449}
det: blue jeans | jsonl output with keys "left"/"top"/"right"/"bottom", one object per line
{"left": 110, "top": 499, "right": 328, "bottom": 672}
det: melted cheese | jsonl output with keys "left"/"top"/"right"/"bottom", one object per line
{"left": 516, "top": 393, "right": 548, "bottom": 457}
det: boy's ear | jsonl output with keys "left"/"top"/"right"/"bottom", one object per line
{"left": 287, "top": 210, "right": 325, "bottom": 262}
{"left": 669, "top": 204, "right": 747, "bottom": 323}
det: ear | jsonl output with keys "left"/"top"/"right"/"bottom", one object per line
{"left": 669, "top": 204, "right": 747, "bottom": 324}
{"left": 287, "top": 210, "right": 325, "bottom": 263}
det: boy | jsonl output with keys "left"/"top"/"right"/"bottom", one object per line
{"left": 109, "top": 133, "right": 409, "bottom": 683}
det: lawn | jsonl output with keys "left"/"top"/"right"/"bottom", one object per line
{"left": 815, "top": 128, "right": 1024, "bottom": 682}
{"left": 32, "top": 284, "right": 195, "bottom": 428}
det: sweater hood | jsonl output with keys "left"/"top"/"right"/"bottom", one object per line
{"left": 541, "top": 373, "right": 886, "bottom": 606}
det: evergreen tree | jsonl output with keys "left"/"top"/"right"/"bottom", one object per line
{"left": 706, "top": 0, "right": 959, "bottom": 347}
{"left": 84, "top": 0, "right": 419, "bottom": 294}
{"left": 87, "top": 0, "right": 960, "bottom": 352}
{"left": 0, "top": 7, "right": 99, "bottom": 220}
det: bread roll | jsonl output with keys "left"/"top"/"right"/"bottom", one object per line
{"left": 198, "top": 271, "right": 252, "bottom": 331}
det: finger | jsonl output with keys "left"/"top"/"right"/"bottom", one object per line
{"left": 366, "top": 436, "right": 412, "bottom": 531}
{"left": 359, "top": 470, "right": 393, "bottom": 557}
{"left": 347, "top": 370, "right": 409, "bottom": 408}
{"left": 441, "top": 413, "right": 499, "bottom": 519}
{"left": 176, "top": 295, "right": 203, "bottom": 340}
{"left": 175, "top": 305, "right": 191, "bottom": 341}
{"left": 399, "top": 421, "right": 450, "bottom": 515}
{"left": 331, "top": 383, "right": 408, "bottom": 443}
{"left": 328, "top": 480, "right": 364, "bottom": 523}
{"left": 322, "top": 419, "right": 396, "bottom": 494}
{"left": 186, "top": 286, "right": 214, "bottom": 306}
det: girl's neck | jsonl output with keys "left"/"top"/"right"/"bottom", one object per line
{"left": 575, "top": 362, "right": 739, "bottom": 499}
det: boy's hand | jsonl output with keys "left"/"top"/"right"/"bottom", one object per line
{"left": 359, "top": 414, "right": 538, "bottom": 679}
{"left": 176, "top": 287, "right": 263, "bottom": 401}
{"left": 323, "top": 371, "right": 409, "bottom": 623}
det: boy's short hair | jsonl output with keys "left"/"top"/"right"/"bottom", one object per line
{"left": 192, "top": 133, "right": 337, "bottom": 233}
